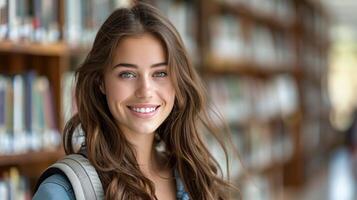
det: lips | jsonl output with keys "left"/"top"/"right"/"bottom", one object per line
{"left": 128, "top": 106, "right": 160, "bottom": 113}
{"left": 127, "top": 104, "right": 161, "bottom": 116}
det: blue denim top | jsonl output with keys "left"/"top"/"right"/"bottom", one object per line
{"left": 33, "top": 169, "right": 190, "bottom": 200}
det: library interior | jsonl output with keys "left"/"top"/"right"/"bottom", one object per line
{"left": 0, "top": 0, "right": 357, "bottom": 199}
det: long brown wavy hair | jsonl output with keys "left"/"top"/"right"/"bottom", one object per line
{"left": 63, "top": 2, "right": 234, "bottom": 199}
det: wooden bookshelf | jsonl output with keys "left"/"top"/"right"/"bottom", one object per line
{"left": 215, "top": 2, "right": 294, "bottom": 31}
{"left": 0, "top": 150, "right": 64, "bottom": 166}
{"left": 0, "top": 1, "right": 71, "bottom": 198}
{"left": 202, "top": 63, "right": 302, "bottom": 78}
{"left": 0, "top": 41, "right": 69, "bottom": 56}
{"left": 195, "top": 0, "right": 331, "bottom": 192}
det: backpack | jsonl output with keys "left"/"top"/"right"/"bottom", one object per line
{"left": 34, "top": 150, "right": 104, "bottom": 200}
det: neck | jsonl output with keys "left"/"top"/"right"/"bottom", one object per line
{"left": 122, "top": 129, "right": 159, "bottom": 175}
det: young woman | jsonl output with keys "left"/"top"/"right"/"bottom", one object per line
{"left": 34, "top": 2, "right": 234, "bottom": 200}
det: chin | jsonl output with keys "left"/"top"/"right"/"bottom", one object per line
{"left": 131, "top": 126, "right": 158, "bottom": 135}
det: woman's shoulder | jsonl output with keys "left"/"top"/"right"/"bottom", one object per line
{"left": 32, "top": 174, "right": 75, "bottom": 200}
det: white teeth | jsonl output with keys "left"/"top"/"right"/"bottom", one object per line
{"left": 131, "top": 107, "right": 157, "bottom": 113}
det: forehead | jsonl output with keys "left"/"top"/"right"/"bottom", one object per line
{"left": 113, "top": 33, "right": 167, "bottom": 64}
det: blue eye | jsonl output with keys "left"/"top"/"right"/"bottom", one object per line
{"left": 153, "top": 71, "right": 167, "bottom": 78}
{"left": 119, "top": 72, "right": 136, "bottom": 79}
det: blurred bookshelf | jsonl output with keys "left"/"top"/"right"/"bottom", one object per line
{"left": 0, "top": 0, "right": 336, "bottom": 199}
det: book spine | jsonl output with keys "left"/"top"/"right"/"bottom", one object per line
{"left": 8, "top": 0, "right": 19, "bottom": 40}
{"left": 0, "top": 0, "right": 8, "bottom": 39}
{"left": 0, "top": 75, "right": 7, "bottom": 154}
{"left": 24, "top": 71, "right": 35, "bottom": 151}
{"left": 43, "top": 77, "right": 60, "bottom": 149}
{"left": 65, "top": 0, "right": 82, "bottom": 45}
{"left": 13, "top": 74, "right": 27, "bottom": 153}
{"left": 5, "top": 77, "right": 14, "bottom": 153}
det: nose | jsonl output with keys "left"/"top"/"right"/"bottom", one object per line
{"left": 135, "top": 75, "right": 153, "bottom": 99}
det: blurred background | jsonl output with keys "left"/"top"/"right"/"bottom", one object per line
{"left": 0, "top": 0, "right": 357, "bottom": 199}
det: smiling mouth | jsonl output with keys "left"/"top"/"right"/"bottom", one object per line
{"left": 127, "top": 106, "right": 160, "bottom": 114}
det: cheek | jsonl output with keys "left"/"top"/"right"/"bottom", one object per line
{"left": 105, "top": 80, "right": 132, "bottom": 105}
{"left": 162, "top": 83, "right": 176, "bottom": 105}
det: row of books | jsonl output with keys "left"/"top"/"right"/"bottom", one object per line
{"left": 66, "top": 0, "right": 200, "bottom": 63}
{"left": 251, "top": 25, "right": 294, "bottom": 66}
{"left": 214, "top": 0, "right": 295, "bottom": 24}
{"left": 205, "top": 120, "right": 292, "bottom": 200}
{"left": 0, "top": 0, "right": 133, "bottom": 45}
{"left": 206, "top": 75, "right": 299, "bottom": 125}
{"left": 0, "top": 72, "right": 61, "bottom": 155}
{"left": 67, "top": 0, "right": 199, "bottom": 58}
{"left": 64, "top": 0, "right": 127, "bottom": 47}
{"left": 0, "top": 0, "right": 60, "bottom": 43}
{"left": 152, "top": 0, "right": 198, "bottom": 64}
{"left": 0, "top": 168, "right": 30, "bottom": 200}
{"left": 0, "top": 0, "right": 200, "bottom": 59}
{"left": 206, "top": 122, "right": 293, "bottom": 177}
{"left": 207, "top": 15, "right": 295, "bottom": 67}
{"left": 242, "top": 124, "right": 292, "bottom": 172}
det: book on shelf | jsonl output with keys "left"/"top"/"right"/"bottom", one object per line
{"left": 0, "top": 167, "right": 30, "bottom": 200}
{"left": 0, "top": 72, "right": 60, "bottom": 155}
{"left": 0, "top": 76, "right": 6, "bottom": 152}
{"left": 13, "top": 74, "right": 26, "bottom": 153}
{"left": 0, "top": 0, "right": 8, "bottom": 39}
{"left": 61, "top": 71, "right": 76, "bottom": 124}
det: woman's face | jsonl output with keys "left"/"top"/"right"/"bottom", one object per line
{"left": 102, "top": 33, "right": 175, "bottom": 138}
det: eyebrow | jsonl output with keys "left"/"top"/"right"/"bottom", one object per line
{"left": 112, "top": 62, "right": 168, "bottom": 69}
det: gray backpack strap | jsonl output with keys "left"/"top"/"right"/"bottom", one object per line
{"left": 35, "top": 154, "right": 104, "bottom": 200}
